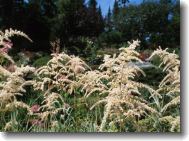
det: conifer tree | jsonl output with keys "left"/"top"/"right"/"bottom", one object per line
{"left": 105, "top": 7, "right": 113, "bottom": 31}
{"left": 118, "top": 0, "right": 129, "bottom": 7}
{"left": 113, "top": 0, "right": 119, "bottom": 18}
{"left": 87, "top": 0, "right": 104, "bottom": 36}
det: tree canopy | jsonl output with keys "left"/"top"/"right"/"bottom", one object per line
{"left": 0, "top": 0, "right": 180, "bottom": 52}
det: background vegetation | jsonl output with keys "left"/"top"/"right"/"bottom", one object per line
{"left": 0, "top": 0, "right": 180, "bottom": 54}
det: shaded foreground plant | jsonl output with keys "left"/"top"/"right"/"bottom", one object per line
{"left": 148, "top": 47, "right": 180, "bottom": 132}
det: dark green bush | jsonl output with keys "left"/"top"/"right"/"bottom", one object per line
{"left": 33, "top": 55, "right": 51, "bottom": 68}
{"left": 99, "top": 31, "right": 122, "bottom": 45}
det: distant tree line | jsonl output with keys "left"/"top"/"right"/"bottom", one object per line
{"left": 0, "top": 0, "right": 180, "bottom": 53}
{"left": 103, "top": 0, "right": 180, "bottom": 49}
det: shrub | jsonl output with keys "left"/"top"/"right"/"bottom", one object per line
{"left": 99, "top": 31, "right": 122, "bottom": 45}
{"left": 33, "top": 55, "right": 51, "bottom": 68}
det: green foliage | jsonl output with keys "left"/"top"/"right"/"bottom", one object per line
{"left": 99, "top": 31, "right": 122, "bottom": 45}
{"left": 33, "top": 55, "right": 51, "bottom": 68}
{"left": 0, "top": 0, "right": 180, "bottom": 53}
{"left": 106, "top": 0, "right": 180, "bottom": 49}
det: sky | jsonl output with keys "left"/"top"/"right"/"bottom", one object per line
{"left": 96, "top": 0, "right": 143, "bottom": 16}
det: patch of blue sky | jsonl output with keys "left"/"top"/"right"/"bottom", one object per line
{"left": 96, "top": 0, "right": 143, "bottom": 16}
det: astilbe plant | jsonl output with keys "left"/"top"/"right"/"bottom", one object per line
{"left": 82, "top": 40, "right": 159, "bottom": 131}
{"left": 0, "top": 29, "right": 34, "bottom": 131}
{"left": 0, "top": 28, "right": 32, "bottom": 55}
{"left": 32, "top": 42, "right": 91, "bottom": 129}
{"left": 0, "top": 28, "right": 32, "bottom": 66}
{"left": 0, "top": 65, "right": 35, "bottom": 112}
{"left": 30, "top": 92, "right": 70, "bottom": 130}
{"left": 148, "top": 47, "right": 180, "bottom": 132}
{"left": 78, "top": 70, "right": 109, "bottom": 98}
{"left": 34, "top": 49, "right": 91, "bottom": 95}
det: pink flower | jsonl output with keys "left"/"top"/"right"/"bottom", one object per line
{"left": 31, "top": 104, "right": 40, "bottom": 113}
{"left": 0, "top": 41, "right": 13, "bottom": 53}
{"left": 3, "top": 41, "right": 13, "bottom": 49}
{"left": 0, "top": 47, "right": 9, "bottom": 53}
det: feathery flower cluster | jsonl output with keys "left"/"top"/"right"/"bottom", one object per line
{"left": 0, "top": 65, "right": 35, "bottom": 112}
{"left": 0, "top": 28, "right": 32, "bottom": 54}
{"left": 34, "top": 51, "right": 90, "bottom": 95}
{"left": 31, "top": 43, "right": 92, "bottom": 128}
{"left": 149, "top": 47, "right": 180, "bottom": 132}
{"left": 85, "top": 40, "right": 159, "bottom": 131}
{"left": 0, "top": 29, "right": 34, "bottom": 131}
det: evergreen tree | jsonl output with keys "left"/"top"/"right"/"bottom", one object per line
{"left": 97, "top": 6, "right": 105, "bottom": 33}
{"left": 113, "top": 0, "right": 119, "bottom": 18}
{"left": 105, "top": 7, "right": 113, "bottom": 31}
{"left": 41, "top": 0, "right": 57, "bottom": 18}
{"left": 57, "top": 0, "right": 88, "bottom": 35}
{"left": 118, "top": 0, "right": 129, "bottom": 7}
{"left": 87, "top": 0, "right": 104, "bottom": 36}
{"left": 24, "top": 0, "right": 51, "bottom": 51}
{"left": 54, "top": 0, "right": 89, "bottom": 48}
{"left": 88, "top": 0, "right": 97, "bottom": 12}
{"left": 0, "top": 0, "right": 26, "bottom": 28}
{"left": 0, "top": 0, "right": 14, "bottom": 27}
